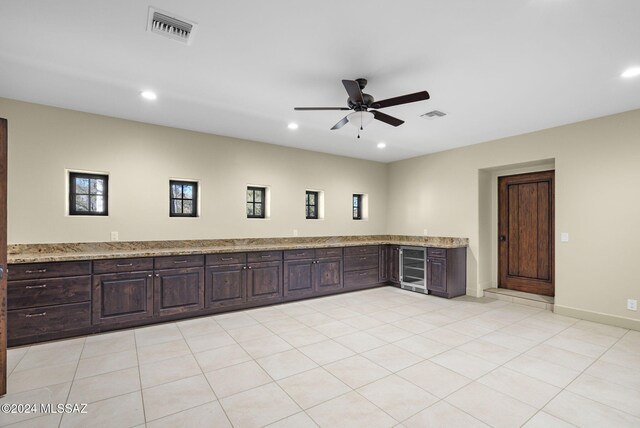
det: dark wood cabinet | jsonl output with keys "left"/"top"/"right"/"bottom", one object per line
{"left": 426, "top": 247, "right": 467, "bottom": 298}
{"left": 284, "top": 249, "right": 343, "bottom": 298}
{"left": 246, "top": 261, "right": 282, "bottom": 303}
{"left": 284, "top": 258, "right": 315, "bottom": 298}
{"left": 205, "top": 264, "right": 246, "bottom": 308}
{"left": 206, "top": 251, "right": 283, "bottom": 307}
{"left": 93, "top": 271, "right": 154, "bottom": 325}
{"left": 7, "top": 261, "right": 93, "bottom": 346}
{"left": 154, "top": 267, "right": 204, "bottom": 317}
{"left": 344, "top": 246, "right": 380, "bottom": 289}
{"left": 390, "top": 246, "right": 400, "bottom": 285}
{"left": 7, "top": 243, "right": 466, "bottom": 347}
{"left": 315, "top": 257, "right": 342, "bottom": 293}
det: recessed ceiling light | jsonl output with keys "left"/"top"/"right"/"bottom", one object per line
{"left": 287, "top": 123, "right": 299, "bottom": 130}
{"left": 377, "top": 142, "right": 386, "bottom": 149}
{"left": 621, "top": 67, "right": 640, "bottom": 78}
{"left": 140, "top": 90, "right": 157, "bottom": 100}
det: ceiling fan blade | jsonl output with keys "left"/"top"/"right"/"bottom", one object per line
{"left": 371, "top": 91, "right": 430, "bottom": 109}
{"left": 331, "top": 115, "right": 350, "bottom": 130}
{"left": 294, "top": 107, "right": 350, "bottom": 111}
{"left": 372, "top": 110, "right": 404, "bottom": 127}
{"left": 342, "top": 80, "right": 364, "bottom": 104}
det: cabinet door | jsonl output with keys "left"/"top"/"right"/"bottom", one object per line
{"left": 205, "top": 264, "right": 245, "bottom": 309}
{"left": 390, "top": 247, "right": 400, "bottom": 284}
{"left": 427, "top": 257, "right": 447, "bottom": 293}
{"left": 378, "top": 246, "right": 389, "bottom": 282}
{"left": 284, "top": 259, "right": 314, "bottom": 298}
{"left": 154, "top": 267, "right": 204, "bottom": 317}
{"left": 93, "top": 271, "right": 154, "bottom": 325}
{"left": 314, "top": 257, "right": 343, "bottom": 293}
{"left": 247, "top": 261, "right": 282, "bottom": 303}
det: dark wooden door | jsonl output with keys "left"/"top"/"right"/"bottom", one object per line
{"left": 0, "top": 118, "right": 7, "bottom": 396}
{"left": 205, "top": 264, "right": 245, "bottom": 308}
{"left": 314, "top": 257, "right": 343, "bottom": 293}
{"left": 284, "top": 259, "right": 314, "bottom": 297}
{"left": 498, "top": 170, "right": 554, "bottom": 296}
{"left": 247, "top": 261, "right": 282, "bottom": 303}
{"left": 426, "top": 257, "right": 447, "bottom": 293}
{"left": 92, "top": 271, "right": 154, "bottom": 324}
{"left": 154, "top": 267, "right": 204, "bottom": 317}
{"left": 390, "top": 246, "right": 400, "bottom": 284}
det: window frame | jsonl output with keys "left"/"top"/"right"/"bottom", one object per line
{"left": 69, "top": 172, "right": 109, "bottom": 216}
{"left": 169, "top": 180, "right": 199, "bottom": 218}
{"left": 247, "top": 186, "right": 266, "bottom": 219}
{"left": 306, "top": 191, "right": 319, "bottom": 220}
{"left": 352, "top": 194, "right": 363, "bottom": 220}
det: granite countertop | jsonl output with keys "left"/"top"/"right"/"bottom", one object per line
{"left": 7, "top": 235, "right": 469, "bottom": 264}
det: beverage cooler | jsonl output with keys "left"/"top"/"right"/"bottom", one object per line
{"left": 399, "top": 246, "right": 427, "bottom": 294}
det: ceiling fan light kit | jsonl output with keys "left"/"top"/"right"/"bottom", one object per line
{"left": 294, "top": 78, "right": 430, "bottom": 138}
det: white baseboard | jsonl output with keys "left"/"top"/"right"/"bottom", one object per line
{"left": 554, "top": 304, "right": 640, "bottom": 331}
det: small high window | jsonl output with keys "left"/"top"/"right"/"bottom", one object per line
{"left": 353, "top": 194, "right": 363, "bottom": 220}
{"left": 170, "top": 180, "right": 198, "bottom": 217}
{"left": 247, "top": 186, "right": 266, "bottom": 218}
{"left": 69, "top": 172, "right": 108, "bottom": 216}
{"left": 306, "top": 191, "right": 319, "bottom": 219}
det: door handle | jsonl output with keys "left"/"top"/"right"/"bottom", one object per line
{"left": 499, "top": 235, "right": 507, "bottom": 242}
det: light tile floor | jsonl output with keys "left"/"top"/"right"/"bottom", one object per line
{"left": 1, "top": 287, "right": 639, "bottom": 427}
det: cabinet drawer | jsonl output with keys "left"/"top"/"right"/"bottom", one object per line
{"left": 316, "top": 247, "right": 343, "bottom": 258}
{"left": 344, "top": 268, "right": 379, "bottom": 287}
{"left": 93, "top": 257, "right": 154, "bottom": 274}
{"left": 154, "top": 255, "right": 204, "bottom": 269}
{"left": 8, "top": 261, "right": 91, "bottom": 281}
{"left": 344, "top": 254, "right": 378, "bottom": 272}
{"left": 8, "top": 302, "right": 91, "bottom": 339}
{"left": 8, "top": 276, "right": 91, "bottom": 310}
{"left": 427, "top": 248, "right": 447, "bottom": 258}
{"left": 247, "top": 251, "right": 282, "bottom": 263}
{"left": 206, "top": 253, "right": 246, "bottom": 266}
{"left": 284, "top": 249, "right": 315, "bottom": 260}
{"left": 344, "top": 246, "right": 378, "bottom": 256}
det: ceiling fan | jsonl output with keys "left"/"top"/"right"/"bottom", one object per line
{"left": 294, "top": 78, "right": 430, "bottom": 137}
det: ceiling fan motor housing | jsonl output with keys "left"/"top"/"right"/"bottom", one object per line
{"left": 348, "top": 93, "right": 375, "bottom": 110}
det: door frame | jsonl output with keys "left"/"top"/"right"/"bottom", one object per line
{"left": 498, "top": 170, "right": 555, "bottom": 296}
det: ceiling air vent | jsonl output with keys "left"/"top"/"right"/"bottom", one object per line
{"left": 147, "top": 7, "right": 196, "bottom": 44}
{"left": 420, "top": 110, "right": 447, "bottom": 120}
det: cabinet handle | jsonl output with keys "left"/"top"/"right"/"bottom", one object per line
{"left": 261, "top": 255, "right": 271, "bottom": 258}
{"left": 248, "top": 266, "right": 253, "bottom": 270}
{"left": 296, "top": 253, "right": 306, "bottom": 256}
{"left": 359, "top": 257, "right": 367, "bottom": 260}
{"left": 116, "top": 263, "right": 133, "bottom": 267}
{"left": 25, "top": 312, "right": 47, "bottom": 318}
{"left": 359, "top": 272, "right": 367, "bottom": 276}
{"left": 25, "top": 284, "right": 47, "bottom": 289}
{"left": 242, "top": 266, "right": 247, "bottom": 270}
{"left": 155, "top": 274, "right": 160, "bottom": 277}
{"left": 148, "top": 274, "right": 153, "bottom": 277}
{"left": 221, "top": 257, "right": 234, "bottom": 261}
{"left": 25, "top": 268, "right": 47, "bottom": 274}
{"left": 173, "top": 260, "right": 188, "bottom": 264}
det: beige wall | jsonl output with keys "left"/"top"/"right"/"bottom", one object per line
{"left": 388, "top": 109, "right": 640, "bottom": 328}
{"left": 0, "top": 98, "right": 388, "bottom": 243}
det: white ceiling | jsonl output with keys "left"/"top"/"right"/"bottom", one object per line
{"left": 1, "top": 1, "right": 639, "bottom": 162}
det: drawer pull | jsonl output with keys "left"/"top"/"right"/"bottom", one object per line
{"left": 25, "top": 268, "right": 47, "bottom": 274}
{"left": 296, "top": 253, "right": 307, "bottom": 256}
{"left": 221, "top": 257, "right": 234, "bottom": 261}
{"left": 116, "top": 263, "right": 133, "bottom": 267}
{"left": 359, "top": 257, "right": 367, "bottom": 260}
{"left": 173, "top": 260, "right": 188, "bottom": 264}
{"left": 25, "top": 312, "right": 47, "bottom": 318}
{"left": 25, "top": 284, "right": 48, "bottom": 289}
{"left": 261, "top": 255, "right": 271, "bottom": 258}
{"left": 359, "top": 272, "right": 368, "bottom": 276}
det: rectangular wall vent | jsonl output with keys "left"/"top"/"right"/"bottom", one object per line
{"left": 147, "top": 7, "right": 196, "bottom": 44}
{"left": 420, "top": 110, "right": 447, "bottom": 119}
